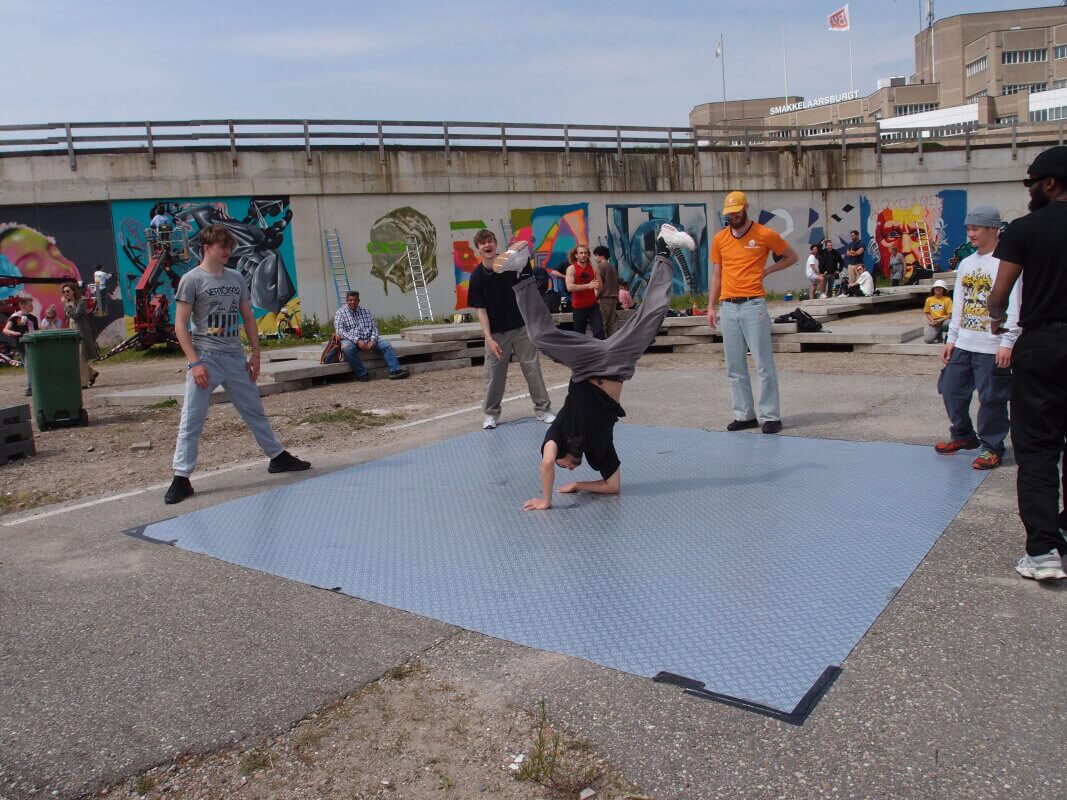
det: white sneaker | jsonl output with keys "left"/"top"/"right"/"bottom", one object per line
{"left": 536, "top": 411, "right": 556, "bottom": 424}
{"left": 482, "top": 416, "right": 497, "bottom": 430}
{"left": 658, "top": 223, "right": 696, "bottom": 251}
{"left": 1015, "top": 549, "right": 1066, "bottom": 581}
{"left": 491, "top": 241, "right": 530, "bottom": 273}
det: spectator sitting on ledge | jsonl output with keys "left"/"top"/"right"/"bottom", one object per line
{"left": 333, "top": 290, "right": 410, "bottom": 381}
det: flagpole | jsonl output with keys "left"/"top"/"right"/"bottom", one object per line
{"left": 782, "top": 24, "right": 789, "bottom": 105}
{"left": 847, "top": 5, "right": 855, "bottom": 93}
{"left": 719, "top": 35, "right": 727, "bottom": 123}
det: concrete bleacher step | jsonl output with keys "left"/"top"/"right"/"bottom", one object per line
{"left": 781, "top": 324, "right": 923, "bottom": 345}
{"left": 852, "top": 342, "right": 943, "bottom": 356}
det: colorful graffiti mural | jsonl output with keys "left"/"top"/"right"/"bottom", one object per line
{"left": 366, "top": 206, "right": 438, "bottom": 294}
{"left": 864, "top": 190, "right": 966, "bottom": 281}
{"left": 0, "top": 202, "right": 124, "bottom": 344}
{"left": 607, "top": 204, "right": 709, "bottom": 298}
{"left": 451, "top": 203, "right": 589, "bottom": 310}
{"left": 111, "top": 197, "right": 298, "bottom": 335}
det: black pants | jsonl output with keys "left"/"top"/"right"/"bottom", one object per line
{"left": 1009, "top": 326, "right": 1067, "bottom": 556}
{"left": 571, "top": 304, "right": 606, "bottom": 339}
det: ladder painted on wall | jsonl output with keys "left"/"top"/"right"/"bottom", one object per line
{"left": 323, "top": 229, "right": 351, "bottom": 308}
{"left": 915, "top": 222, "right": 935, "bottom": 272}
{"left": 405, "top": 236, "right": 433, "bottom": 321}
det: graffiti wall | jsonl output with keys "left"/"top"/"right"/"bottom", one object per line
{"left": 0, "top": 202, "right": 124, "bottom": 343}
{"left": 863, "top": 190, "right": 967, "bottom": 280}
{"left": 607, "top": 204, "right": 709, "bottom": 298}
{"left": 366, "top": 206, "right": 438, "bottom": 295}
{"left": 111, "top": 196, "right": 298, "bottom": 335}
{"left": 450, "top": 203, "right": 589, "bottom": 310}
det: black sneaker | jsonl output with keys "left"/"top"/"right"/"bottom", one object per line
{"left": 726, "top": 418, "right": 759, "bottom": 432}
{"left": 354, "top": 373, "right": 371, "bottom": 382}
{"left": 164, "top": 476, "right": 194, "bottom": 505}
{"left": 762, "top": 420, "right": 783, "bottom": 434}
{"left": 268, "top": 450, "right": 311, "bottom": 473}
{"left": 388, "top": 368, "right": 410, "bottom": 380}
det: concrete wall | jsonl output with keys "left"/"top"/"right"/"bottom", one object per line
{"left": 0, "top": 142, "right": 1047, "bottom": 325}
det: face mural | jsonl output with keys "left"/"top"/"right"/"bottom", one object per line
{"left": 0, "top": 225, "right": 80, "bottom": 319}
{"left": 112, "top": 197, "right": 298, "bottom": 335}
{"left": 607, "top": 204, "right": 708, "bottom": 298}
{"left": 866, "top": 190, "right": 965, "bottom": 280}
{"left": 366, "top": 206, "right": 438, "bottom": 294}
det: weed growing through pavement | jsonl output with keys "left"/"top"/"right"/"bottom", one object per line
{"left": 146, "top": 398, "right": 179, "bottom": 410}
{"left": 514, "top": 698, "right": 603, "bottom": 795}
{"left": 238, "top": 749, "right": 271, "bottom": 776}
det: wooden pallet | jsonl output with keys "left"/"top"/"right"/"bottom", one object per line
{"left": 0, "top": 404, "right": 35, "bottom": 465}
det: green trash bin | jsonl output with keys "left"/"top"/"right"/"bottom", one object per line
{"left": 22, "top": 330, "right": 88, "bottom": 431}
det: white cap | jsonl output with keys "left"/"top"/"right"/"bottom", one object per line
{"left": 932, "top": 279, "right": 948, "bottom": 290}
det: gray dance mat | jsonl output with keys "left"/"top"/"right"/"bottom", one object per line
{"left": 134, "top": 420, "right": 986, "bottom": 722}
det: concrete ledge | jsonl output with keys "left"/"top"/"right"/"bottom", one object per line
{"left": 97, "top": 379, "right": 312, "bottom": 407}
{"left": 781, "top": 324, "right": 923, "bottom": 345}
{"left": 671, "top": 342, "right": 803, "bottom": 354}
{"left": 852, "top": 343, "right": 944, "bottom": 356}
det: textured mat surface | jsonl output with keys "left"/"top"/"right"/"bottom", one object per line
{"left": 137, "top": 420, "right": 986, "bottom": 716}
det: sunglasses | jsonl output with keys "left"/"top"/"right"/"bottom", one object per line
{"left": 1023, "top": 176, "right": 1050, "bottom": 187}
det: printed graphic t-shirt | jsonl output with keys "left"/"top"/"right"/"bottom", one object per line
{"left": 712, "top": 223, "right": 789, "bottom": 299}
{"left": 175, "top": 266, "right": 249, "bottom": 355}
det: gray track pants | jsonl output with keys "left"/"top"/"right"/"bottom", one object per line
{"left": 513, "top": 254, "right": 674, "bottom": 382}
{"left": 172, "top": 351, "right": 284, "bottom": 477}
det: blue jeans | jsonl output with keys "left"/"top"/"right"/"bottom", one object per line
{"left": 719, "top": 298, "right": 781, "bottom": 423}
{"left": 340, "top": 338, "right": 402, "bottom": 377}
{"left": 938, "top": 346, "right": 1011, "bottom": 456}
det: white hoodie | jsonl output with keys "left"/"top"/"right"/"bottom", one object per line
{"left": 945, "top": 250, "right": 1021, "bottom": 355}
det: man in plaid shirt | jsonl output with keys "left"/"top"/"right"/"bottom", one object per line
{"left": 333, "top": 291, "right": 409, "bottom": 380}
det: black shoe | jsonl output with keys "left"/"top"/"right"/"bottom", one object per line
{"left": 354, "top": 373, "right": 371, "bottom": 382}
{"left": 762, "top": 420, "right": 783, "bottom": 434}
{"left": 24, "top": 388, "right": 32, "bottom": 396}
{"left": 268, "top": 450, "right": 311, "bottom": 473}
{"left": 388, "top": 368, "right": 410, "bottom": 380}
{"left": 726, "top": 418, "right": 759, "bottom": 432}
{"left": 164, "top": 476, "right": 194, "bottom": 505}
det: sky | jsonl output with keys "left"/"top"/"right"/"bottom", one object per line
{"left": 4, "top": 0, "right": 1064, "bottom": 127}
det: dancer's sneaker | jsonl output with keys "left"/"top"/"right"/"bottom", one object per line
{"left": 658, "top": 223, "right": 696, "bottom": 251}
{"left": 972, "top": 449, "right": 1001, "bottom": 470}
{"left": 1015, "top": 549, "right": 1066, "bottom": 581}
{"left": 934, "top": 437, "right": 980, "bottom": 454}
{"left": 492, "top": 241, "right": 530, "bottom": 273}
{"left": 535, "top": 411, "right": 556, "bottom": 424}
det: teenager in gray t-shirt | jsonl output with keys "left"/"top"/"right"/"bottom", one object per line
{"left": 174, "top": 267, "right": 248, "bottom": 355}
{"left": 164, "top": 224, "right": 309, "bottom": 505}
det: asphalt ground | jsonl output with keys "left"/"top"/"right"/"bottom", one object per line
{"left": 1, "top": 360, "right": 1064, "bottom": 800}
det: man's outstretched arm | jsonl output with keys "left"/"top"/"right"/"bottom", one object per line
{"left": 524, "top": 441, "right": 558, "bottom": 511}
{"left": 559, "top": 468, "right": 621, "bottom": 496}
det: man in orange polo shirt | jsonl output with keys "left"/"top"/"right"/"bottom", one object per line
{"left": 707, "top": 191, "right": 799, "bottom": 434}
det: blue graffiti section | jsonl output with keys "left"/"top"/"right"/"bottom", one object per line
{"left": 606, "top": 204, "right": 708, "bottom": 299}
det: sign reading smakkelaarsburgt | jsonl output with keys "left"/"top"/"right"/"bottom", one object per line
{"left": 770, "top": 90, "right": 860, "bottom": 116}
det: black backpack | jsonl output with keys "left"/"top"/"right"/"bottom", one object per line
{"left": 774, "top": 307, "right": 823, "bottom": 333}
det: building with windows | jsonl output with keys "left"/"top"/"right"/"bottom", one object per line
{"left": 690, "top": 6, "right": 1067, "bottom": 134}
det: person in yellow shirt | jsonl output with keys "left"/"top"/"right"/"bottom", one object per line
{"left": 923, "top": 279, "right": 953, "bottom": 343}
{"left": 707, "top": 191, "right": 799, "bottom": 434}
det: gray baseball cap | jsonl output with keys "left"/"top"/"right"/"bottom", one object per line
{"left": 965, "top": 205, "right": 1001, "bottom": 228}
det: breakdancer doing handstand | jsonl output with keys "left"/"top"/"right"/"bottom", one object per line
{"left": 491, "top": 224, "right": 696, "bottom": 511}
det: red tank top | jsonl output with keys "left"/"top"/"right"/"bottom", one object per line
{"left": 571, "top": 262, "right": 596, "bottom": 309}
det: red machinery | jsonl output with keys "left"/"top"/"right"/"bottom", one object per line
{"left": 99, "top": 229, "right": 188, "bottom": 360}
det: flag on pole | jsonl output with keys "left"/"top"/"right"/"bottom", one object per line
{"left": 828, "top": 4, "right": 850, "bottom": 32}
{"left": 715, "top": 36, "right": 722, "bottom": 58}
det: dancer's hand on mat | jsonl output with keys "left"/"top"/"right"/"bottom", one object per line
{"left": 486, "top": 337, "right": 503, "bottom": 360}
{"left": 558, "top": 482, "right": 579, "bottom": 494}
{"left": 523, "top": 497, "right": 551, "bottom": 511}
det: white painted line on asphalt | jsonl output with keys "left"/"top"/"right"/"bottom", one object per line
{"left": 386, "top": 382, "right": 569, "bottom": 431}
{"left": 1, "top": 460, "right": 262, "bottom": 527}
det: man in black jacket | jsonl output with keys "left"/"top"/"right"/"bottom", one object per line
{"left": 817, "top": 239, "right": 844, "bottom": 296}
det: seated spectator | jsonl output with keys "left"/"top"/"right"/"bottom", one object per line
{"left": 333, "top": 290, "right": 410, "bottom": 381}
{"left": 923, "top": 280, "right": 953, "bottom": 343}
{"left": 805, "top": 244, "right": 824, "bottom": 299}
{"left": 618, "top": 285, "right": 634, "bottom": 309}
{"left": 845, "top": 268, "right": 875, "bottom": 297}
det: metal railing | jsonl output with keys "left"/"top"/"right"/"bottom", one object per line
{"left": 0, "top": 117, "right": 1063, "bottom": 171}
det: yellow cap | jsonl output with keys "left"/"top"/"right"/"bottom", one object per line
{"left": 722, "top": 191, "right": 748, "bottom": 214}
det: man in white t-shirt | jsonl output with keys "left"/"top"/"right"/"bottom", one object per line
{"left": 934, "top": 205, "right": 1021, "bottom": 470}
{"left": 804, "top": 244, "right": 823, "bottom": 299}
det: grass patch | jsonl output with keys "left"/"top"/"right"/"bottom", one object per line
{"left": 669, "top": 292, "right": 708, "bottom": 311}
{"left": 238, "top": 749, "right": 271, "bottom": 776}
{"left": 436, "top": 769, "right": 456, "bottom": 790}
{"left": 97, "top": 344, "right": 183, "bottom": 365}
{"left": 377, "top": 314, "right": 448, "bottom": 336}
{"left": 132, "top": 774, "right": 156, "bottom": 795}
{"left": 146, "top": 398, "right": 178, "bottom": 410}
{"left": 298, "top": 408, "right": 402, "bottom": 429}
{"left": 0, "top": 489, "right": 58, "bottom": 514}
